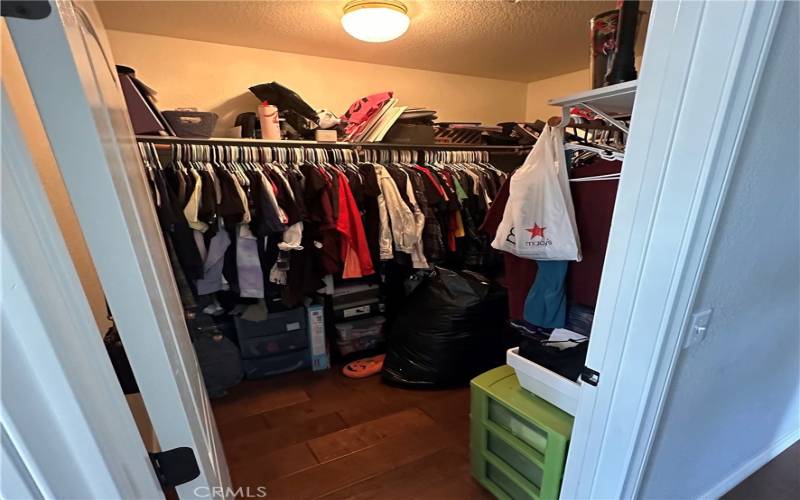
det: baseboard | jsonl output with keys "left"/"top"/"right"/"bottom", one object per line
{"left": 699, "top": 429, "right": 800, "bottom": 499}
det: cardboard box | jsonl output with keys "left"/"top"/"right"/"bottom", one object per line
{"left": 315, "top": 129, "right": 338, "bottom": 142}
{"left": 306, "top": 302, "right": 330, "bottom": 371}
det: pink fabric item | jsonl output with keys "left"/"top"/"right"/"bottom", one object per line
{"left": 342, "top": 91, "right": 394, "bottom": 138}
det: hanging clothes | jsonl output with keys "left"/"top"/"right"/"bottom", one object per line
{"left": 567, "top": 158, "right": 622, "bottom": 308}
{"left": 358, "top": 163, "right": 384, "bottom": 265}
{"left": 523, "top": 260, "right": 568, "bottom": 328}
{"left": 335, "top": 170, "right": 375, "bottom": 278}
{"left": 140, "top": 142, "right": 509, "bottom": 309}
{"left": 398, "top": 169, "right": 428, "bottom": 269}
{"left": 196, "top": 222, "right": 231, "bottom": 295}
{"left": 374, "top": 164, "right": 418, "bottom": 254}
{"left": 149, "top": 166, "right": 204, "bottom": 281}
{"left": 480, "top": 173, "right": 538, "bottom": 321}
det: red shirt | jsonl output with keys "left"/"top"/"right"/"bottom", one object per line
{"left": 335, "top": 170, "right": 375, "bottom": 278}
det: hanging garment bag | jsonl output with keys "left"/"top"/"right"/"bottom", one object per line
{"left": 491, "top": 125, "right": 582, "bottom": 261}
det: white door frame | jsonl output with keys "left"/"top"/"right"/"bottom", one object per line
{"left": 1, "top": 86, "right": 163, "bottom": 500}
{"left": 562, "top": 0, "right": 785, "bottom": 498}
{"left": 6, "top": 1, "right": 230, "bottom": 498}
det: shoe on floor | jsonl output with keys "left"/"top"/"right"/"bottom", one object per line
{"left": 342, "top": 354, "right": 385, "bottom": 379}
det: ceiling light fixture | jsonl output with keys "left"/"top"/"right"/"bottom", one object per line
{"left": 341, "top": 0, "right": 410, "bottom": 43}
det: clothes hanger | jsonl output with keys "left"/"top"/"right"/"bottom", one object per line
{"left": 565, "top": 142, "right": 624, "bottom": 162}
{"left": 138, "top": 143, "right": 163, "bottom": 206}
{"left": 569, "top": 173, "right": 621, "bottom": 183}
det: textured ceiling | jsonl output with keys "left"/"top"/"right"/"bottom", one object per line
{"left": 98, "top": 1, "right": 648, "bottom": 82}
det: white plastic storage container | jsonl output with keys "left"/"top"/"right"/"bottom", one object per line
{"left": 506, "top": 347, "right": 581, "bottom": 416}
{"left": 335, "top": 316, "right": 386, "bottom": 342}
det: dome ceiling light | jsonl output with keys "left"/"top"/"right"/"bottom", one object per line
{"left": 341, "top": 0, "right": 410, "bottom": 43}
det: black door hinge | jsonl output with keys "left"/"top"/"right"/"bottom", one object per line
{"left": 1, "top": 1, "right": 51, "bottom": 20}
{"left": 149, "top": 447, "right": 200, "bottom": 487}
{"left": 580, "top": 366, "right": 600, "bottom": 386}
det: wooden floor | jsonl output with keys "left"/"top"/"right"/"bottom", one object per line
{"left": 212, "top": 367, "right": 492, "bottom": 500}
{"left": 723, "top": 441, "right": 800, "bottom": 500}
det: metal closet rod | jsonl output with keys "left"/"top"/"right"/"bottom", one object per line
{"left": 135, "top": 135, "right": 531, "bottom": 154}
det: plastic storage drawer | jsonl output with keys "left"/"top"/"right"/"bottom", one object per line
{"left": 239, "top": 330, "right": 309, "bottom": 359}
{"left": 335, "top": 316, "right": 385, "bottom": 341}
{"left": 331, "top": 283, "right": 381, "bottom": 308}
{"left": 242, "top": 350, "right": 310, "bottom": 379}
{"left": 334, "top": 316, "right": 385, "bottom": 355}
{"left": 471, "top": 365, "right": 573, "bottom": 500}
{"left": 234, "top": 308, "right": 306, "bottom": 340}
{"left": 332, "top": 301, "right": 385, "bottom": 322}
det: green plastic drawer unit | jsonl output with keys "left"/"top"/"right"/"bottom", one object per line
{"left": 470, "top": 366, "right": 574, "bottom": 500}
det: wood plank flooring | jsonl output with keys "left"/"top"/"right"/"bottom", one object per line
{"left": 212, "top": 367, "right": 492, "bottom": 500}
{"left": 723, "top": 441, "right": 800, "bottom": 500}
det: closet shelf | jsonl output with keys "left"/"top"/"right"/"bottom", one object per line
{"left": 135, "top": 135, "right": 532, "bottom": 153}
{"left": 548, "top": 80, "right": 638, "bottom": 117}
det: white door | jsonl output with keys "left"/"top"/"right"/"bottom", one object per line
{"left": 560, "top": 1, "right": 785, "bottom": 498}
{"left": 2, "top": 85, "right": 163, "bottom": 500}
{"left": 5, "top": 1, "right": 230, "bottom": 498}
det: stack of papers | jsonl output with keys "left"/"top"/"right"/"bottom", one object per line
{"left": 547, "top": 328, "right": 588, "bottom": 350}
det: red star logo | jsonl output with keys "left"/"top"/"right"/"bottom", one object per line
{"left": 526, "top": 224, "right": 546, "bottom": 239}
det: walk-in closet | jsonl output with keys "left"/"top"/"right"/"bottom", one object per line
{"left": 105, "top": 0, "right": 646, "bottom": 493}
{"left": 5, "top": 1, "right": 798, "bottom": 499}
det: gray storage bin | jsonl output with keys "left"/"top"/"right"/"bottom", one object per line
{"left": 234, "top": 307, "right": 306, "bottom": 340}
{"left": 239, "top": 330, "right": 309, "bottom": 359}
{"left": 163, "top": 110, "right": 218, "bottom": 138}
{"left": 242, "top": 350, "right": 310, "bottom": 379}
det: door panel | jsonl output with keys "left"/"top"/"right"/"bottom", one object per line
{"left": 2, "top": 85, "right": 163, "bottom": 500}
{"left": 6, "top": 1, "right": 230, "bottom": 497}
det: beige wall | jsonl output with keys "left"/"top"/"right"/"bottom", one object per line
{"left": 524, "top": 69, "right": 591, "bottom": 122}
{"left": 106, "top": 30, "right": 529, "bottom": 135}
{"left": 525, "top": 56, "right": 643, "bottom": 122}
{"left": 2, "top": 21, "right": 111, "bottom": 332}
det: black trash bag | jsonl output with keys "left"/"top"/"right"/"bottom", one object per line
{"left": 382, "top": 267, "right": 508, "bottom": 387}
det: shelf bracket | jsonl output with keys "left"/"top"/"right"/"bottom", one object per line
{"left": 579, "top": 102, "right": 630, "bottom": 134}
{"left": 548, "top": 106, "right": 572, "bottom": 129}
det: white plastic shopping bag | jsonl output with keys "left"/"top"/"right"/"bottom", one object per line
{"left": 491, "top": 125, "right": 581, "bottom": 261}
